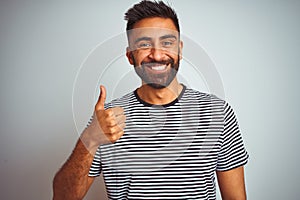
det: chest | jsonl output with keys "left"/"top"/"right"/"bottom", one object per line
{"left": 100, "top": 105, "right": 224, "bottom": 173}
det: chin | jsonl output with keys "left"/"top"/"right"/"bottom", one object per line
{"left": 147, "top": 83, "right": 167, "bottom": 89}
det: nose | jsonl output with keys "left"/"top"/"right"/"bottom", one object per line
{"left": 148, "top": 47, "right": 165, "bottom": 61}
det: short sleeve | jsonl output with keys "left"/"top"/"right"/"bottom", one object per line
{"left": 88, "top": 146, "right": 102, "bottom": 177}
{"left": 216, "top": 102, "right": 249, "bottom": 171}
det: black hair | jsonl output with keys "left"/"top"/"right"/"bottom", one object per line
{"left": 124, "top": 0, "right": 180, "bottom": 32}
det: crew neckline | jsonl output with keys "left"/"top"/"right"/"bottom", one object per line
{"left": 134, "top": 84, "right": 186, "bottom": 107}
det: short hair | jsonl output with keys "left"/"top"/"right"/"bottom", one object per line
{"left": 124, "top": 0, "right": 180, "bottom": 33}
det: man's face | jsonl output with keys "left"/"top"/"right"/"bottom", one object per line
{"left": 126, "top": 17, "right": 183, "bottom": 89}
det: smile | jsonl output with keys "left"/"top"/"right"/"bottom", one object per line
{"left": 142, "top": 62, "right": 169, "bottom": 73}
{"left": 151, "top": 65, "right": 167, "bottom": 71}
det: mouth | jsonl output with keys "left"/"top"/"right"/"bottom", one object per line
{"left": 142, "top": 62, "right": 169, "bottom": 73}
{"left": 150, "top": 65, "right": 167, "bottom": 71}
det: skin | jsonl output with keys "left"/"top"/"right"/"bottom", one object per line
{"left": 217, "top": 166, "right": 247, "bottom": 200}
{"left": 53, "top": 85, "right": 126, "bottom": 200}
{"left": 126, "top": 17, "right": 184, "bottom": 105}
{"left": 53, "top": 17, "right": 247, "bottom": 200}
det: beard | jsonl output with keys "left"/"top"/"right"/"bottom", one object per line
{"left": 133, "top": 55, "right": 180, "bottom": 89}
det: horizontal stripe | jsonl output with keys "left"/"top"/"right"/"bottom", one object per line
{"left": 88, "top": 86, "right": 248, "bottom": 199}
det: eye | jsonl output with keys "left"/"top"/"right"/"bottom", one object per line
{"left": 137, "top": 42, "right": 152, "bottom": 49}
{"left": 162, "top": 40, "right": 175, "bottom": 48}
{"left": 163, "top": 41, "right": 172, "bottom": 46}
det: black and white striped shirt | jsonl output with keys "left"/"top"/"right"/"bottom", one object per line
{"left": 89, "top": 85, "right": 248, "bottom": 199}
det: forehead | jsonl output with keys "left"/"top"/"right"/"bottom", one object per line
{"left": 128, "top": 17, "right": 179, "bottom": 41}
{"left": 128, "top": 27, "right": 179, "bottom": 41}
{"left": 132, "top": 17, "right": 178, "bottom": 30}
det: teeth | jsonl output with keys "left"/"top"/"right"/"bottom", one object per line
{"left": 151, "top": 65, "right": 166, "bottom": 71}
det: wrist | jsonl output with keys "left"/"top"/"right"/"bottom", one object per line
{"left": 79, "top": 126, "right": 102, "bottom": 156}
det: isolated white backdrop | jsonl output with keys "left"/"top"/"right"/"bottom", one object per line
{"left": 0, "top": 1, "right": 299, "bottom": 199}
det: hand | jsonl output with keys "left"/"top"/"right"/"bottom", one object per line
{"left": 80, "top": 85, "right": 126, "bottom": 151}
{"left": 94, "top": 85, "right": 126, "bottom": 144}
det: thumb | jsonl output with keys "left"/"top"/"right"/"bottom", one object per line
{"left": 95, "top": 85, "right": 106, "bottom": 110}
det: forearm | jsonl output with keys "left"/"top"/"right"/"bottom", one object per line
{"left": 53, "top": 136, "right": 95, "bottom": 200}
{"left": 53, "top": 85, "right": 125, "bottom": 199}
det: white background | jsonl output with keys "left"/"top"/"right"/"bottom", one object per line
{"left": 0, "top": 0, "right": 299, "bottom": 199}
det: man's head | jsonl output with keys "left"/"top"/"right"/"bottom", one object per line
{"left": 125, "top": 0, "right": 180, "bottom": 33}
{"left": 124, "top": 0, "right": 183, "bottom": 89}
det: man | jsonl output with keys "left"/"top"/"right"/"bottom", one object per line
{"left": 53, "top": 1, "right": 249, "bottom": 199}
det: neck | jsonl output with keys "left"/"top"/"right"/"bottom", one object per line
{"left": 137, "top": 78, "right": 183, "bottom": 105}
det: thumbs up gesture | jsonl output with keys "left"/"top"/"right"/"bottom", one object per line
{"left": 93, "top": 85, "right": 126, "bottom": 144}
{"left": 79, "top": 85, "right": 126, "bottom": 154}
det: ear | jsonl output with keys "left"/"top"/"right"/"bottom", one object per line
{"left": 179, "top": 40, "right": 183, "bottom": 60}
{"left": 126, "top": 47, "right": 134, "bottom": 65}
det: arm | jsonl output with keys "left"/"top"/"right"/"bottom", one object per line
{"left": 52, "top": 138, "right": 96, "bottom": 200}
{"left": 53, "top": 86, "right": 126, "bottom": 200}
{"left": 216, "top": 166, "right": 247, "bottom": 200}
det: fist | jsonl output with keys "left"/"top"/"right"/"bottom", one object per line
{"left": 94, "top": 85, "right": 126, "bottom": 143}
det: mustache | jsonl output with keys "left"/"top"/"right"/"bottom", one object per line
{"left": 141, "top": 59, "right": 174, "bottom": 67}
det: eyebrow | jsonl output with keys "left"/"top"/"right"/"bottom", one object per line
{"left": 159, "top": 34, "right": 177, "bottom": 40}
{"left": 134, "top": 37, "right": 152, "bottom": 44}
{"left": 134, "top": 34, "right": 178, "bottom": 44}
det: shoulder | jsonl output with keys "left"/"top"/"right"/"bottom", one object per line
{"left": 184, "top": 88, "right": 240, "bottom": 123}
{"left": 183, "top": 87, "right": 225, "bottom": 105}
{"left": 182, "top": 87, "right": 239, "bottom": 118}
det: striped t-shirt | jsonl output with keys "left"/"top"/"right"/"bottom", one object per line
{"left": 89, "top": 85, "right": 248, "bottom": 199}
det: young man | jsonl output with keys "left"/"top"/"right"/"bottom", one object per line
{"left": 53, "top": 1, "right": 248, "bottom": 199}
